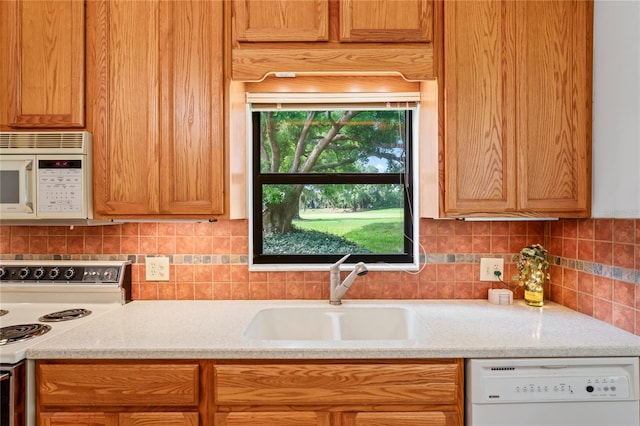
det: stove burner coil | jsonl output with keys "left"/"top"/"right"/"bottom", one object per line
{"left": 38, "top": 308, "right": 92, "bottom": 322}
{"left": 0, "top": 323, "right": 51, "bottom": 345}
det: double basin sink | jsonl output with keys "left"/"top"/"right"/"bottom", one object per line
{"left": 244, "top": 305, "right": 427, "bottom": 341}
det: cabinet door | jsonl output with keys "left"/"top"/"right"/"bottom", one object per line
{"left": 444, "top": 0, "right": 517, "bottom": 214}
{"left": 40, "top": 412, "right": 197, "bottom": 426}
{"left": 340, "top": 0, "right": 433, "bottom": 42}
{"left": 158, "top": 0, "right": 224, "bottom": 215}
{"left": 38, "top": 363, "right": 200, "bottom": 407}
{"left": 215, "top": 363, "right": 459, "bottom": 406}
{"left": 342, "top": 411, "right": 458, "bottom": 426}
{"left": 119, "top": 413, "right": 199, "bottom": 426}
{"left": 88, "top": 0, "right": 224, "bottom": 216}
{"left": 443, "top": 0, "right": 592, "bottom": 217}
{"left": 233, "top": 0, "right": 328, "bottom": 42}
{"left": 0, "top": 0, "right": 84, "bottom": 128}
{"left": 214, "top": 412, "right": 331, "bottom": 426}
{"left": 40, "top": 413, "right": 119, "bottom": 426}
{"left": 515, "top": 0, "right": 592, "bottom": 216}
{"left": 88, "top": 0, "right": 161, "bottom": 215}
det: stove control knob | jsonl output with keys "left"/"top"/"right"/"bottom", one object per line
{"left": 63, "top": 267, "right": 76, "bottom": 280}
{"left": 48, "top": 267, "right": 61, "bottom": 280}
{"left": 19, "top": 267, "right": 31, "bottom": 280}
{"left": 33, "top": 267, "right": 46, "bottom": 280}
{"left": 0, "top": 267, "right": 6, "bottom": 280}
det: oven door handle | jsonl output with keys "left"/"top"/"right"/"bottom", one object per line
{"left": 0, "top": 372, "right": 10, "bottom": 381}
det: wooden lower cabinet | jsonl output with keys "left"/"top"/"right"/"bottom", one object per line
{"left": 214, "top": 411, "right": 454, "bottom": 426}
{"left": 37, "top": 361, "right": 203, "bottom": 426}
{"left": 212, "top": 360, "right": 463, "bottom": 426}
{"left": 37, "top": 359, "right": 463, "bottom": 426}
{"left": 40, "top": 412, "right": 198, "bottom": 426}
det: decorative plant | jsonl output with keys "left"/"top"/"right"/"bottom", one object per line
{"left": 514, "top": 244, "right": 551, "bottom": 287}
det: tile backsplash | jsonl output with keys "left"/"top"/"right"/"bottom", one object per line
{"left": 1, "top": 218, "right": 638, "bottom": 335}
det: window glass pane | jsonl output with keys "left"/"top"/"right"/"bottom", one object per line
{"left": 258, "top": 110, "right": 406, "bottom": 174}
{"left": 262, "top": 183, "right": 406, "bottom": 255}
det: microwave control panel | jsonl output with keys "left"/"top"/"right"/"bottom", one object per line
{"left": 37, "top": 159, "right": 84, "bottom": 214}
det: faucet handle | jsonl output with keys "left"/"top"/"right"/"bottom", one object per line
{"left": 330, "top": 254, "right": 351, "bottom": 272}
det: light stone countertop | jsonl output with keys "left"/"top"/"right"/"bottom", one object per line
{"left": 27, "top": 299, "right": 640, "bottom": 360}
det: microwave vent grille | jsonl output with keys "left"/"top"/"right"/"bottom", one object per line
{"left": 0, "top": 132, "right": 90, "bottom": 153}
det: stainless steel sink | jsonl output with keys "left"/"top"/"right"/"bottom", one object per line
{"left": 243, "top": 306, "right": 425, "bottom": 341}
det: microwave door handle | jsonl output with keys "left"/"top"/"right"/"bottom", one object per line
{"left": 21, "top": 159, "right": 34, "bottom": 213}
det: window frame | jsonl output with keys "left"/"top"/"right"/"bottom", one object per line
{"left": 247, "top": 95, "right": 421, "bottom": 271}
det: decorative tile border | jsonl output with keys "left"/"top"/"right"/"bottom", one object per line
{"left": 550, "top": 254, "right": 639, "bottom": 285}
{"left": 3, "top": 252, "right": 637, "bottom": 287}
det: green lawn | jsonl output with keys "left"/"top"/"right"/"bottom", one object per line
{"left": 294, "top": 208, "right": 404, "bottom": 253}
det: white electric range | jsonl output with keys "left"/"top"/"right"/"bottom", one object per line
{"left": 0, "top": 260, "right": 131, "bottom": 426}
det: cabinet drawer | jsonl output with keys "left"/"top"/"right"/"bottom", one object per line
{"left": 38, "top": 363, "right": 199, "bottom": 406}
{"left": 215, "top": 363, "right": 460, "bottom": 406}
{"left": 40, "top": 412, "right": 198, "bottom": 426}
{"left": 344, "top": 411, "right": 455, "bottom": 426}
{"left": 214, "top": 412, "right": 330, "bottom": 426}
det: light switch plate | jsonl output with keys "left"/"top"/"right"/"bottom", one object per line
{"left": 146, "top": 256, "right": 170, "bottom": 281}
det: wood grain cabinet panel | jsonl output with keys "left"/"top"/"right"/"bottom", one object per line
{"left": 0, "top": 0, "right": 84, "bottom": 128}
{"left": 340, "top": 0, "right": 433, "bottom": 42}
{"left": 514, "top": 0, "right": 592, "bottom": 214}
{"left": 234, "top": 0, "right": 328, "bottom": 42}
{"left": 342, "top": 411, "right": 458, "bottom": 426}
{"left": 88, "top": 0, "right": 224, "bottom": 217}
{"left": 40, "top": 412, "right": 198, "bottom": 426}
{"left": 40, "top": 413, "right": 119, "bottom": 426}
{"left": 38, "top": 362, "right": 201, "bottom": 426}
{"left": 215, "top": 363, "right": 458, "bottom": 406}
{"left": 118, "top": 412, "right": 199, "bottom": 426}
{"left": 443, "top": 0, "right": 592, "bottom": 217}
{"left": 229, "top": 0, "right": 435, "bottom": 81}
{"left": 444, "top": 0, "right": 516, "bottom": 214}
{"left": 213, "top": 361, "right": 463, "bottom": 426}
{"left": 214, "top": 412, "right": 331, "bottom": 426}
{"left": 38, "top": 363, "right": 199, "bottom": 406}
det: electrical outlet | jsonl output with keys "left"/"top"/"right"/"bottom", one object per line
{"left": 146, "top": 256, "right": 170, "bottom": 281}
{"left": 480, "top": 258, "right": 504, "bottom": 282}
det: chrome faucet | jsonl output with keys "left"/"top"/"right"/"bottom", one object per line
{"left": 329, "top": 254, "right": 369, "bottom": 305}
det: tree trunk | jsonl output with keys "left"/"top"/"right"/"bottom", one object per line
{"left": 263, "top": 184, "right": 304, "bottom": 233}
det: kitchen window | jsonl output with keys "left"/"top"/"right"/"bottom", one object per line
{"left": 248, "top": 93, "right": 420, "bottom": 270}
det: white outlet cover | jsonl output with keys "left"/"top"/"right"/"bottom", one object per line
{"left": 146, "top": 256, "right": 170, "bottom": 281}
{"left": 479, "top": 258, "right": 504, "bottom": 282}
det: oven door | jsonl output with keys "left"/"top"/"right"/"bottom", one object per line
{"left": 1, "top": 361, "right": 26, "bottom": 426}
{"left": 0, "top": 156, "right": 35, "bottom": 218}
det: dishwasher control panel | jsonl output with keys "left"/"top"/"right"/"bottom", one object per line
{"left": 483, "top": 375, "right": 631, "bottom": 402}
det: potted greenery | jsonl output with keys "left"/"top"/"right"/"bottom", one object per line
{"left": 514, "top": 244, "right": 551, "bottom": 307}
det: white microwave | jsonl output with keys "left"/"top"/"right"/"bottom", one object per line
{"left": 0, "top": 131, "right": 93, "bottom": 222}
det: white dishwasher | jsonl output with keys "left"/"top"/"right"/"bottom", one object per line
{"left": 466, "top": 357, "right": 639, "bottom": 426}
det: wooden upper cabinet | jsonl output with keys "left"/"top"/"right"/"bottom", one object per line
{"left": 515, "top": 0, "right": 592, "bottom": 215}
{"left": 340, "top": 0, "right": 433, "bottom": 42}
{"left": 88, "top": 0, "right": 224, "bottom": 217}
{"left": 0, "top": 0, "right": 84, "bottom": 128}
{"left": 444, "top": 0, "right": 516, "bottom": 214}
{"left": 234, "top": 0, "right": 328, "bottom": 42}
{"left": 443, "top": 0, "right": 592, "bottom": 218}
{"left": 229, "top": 0, "right": 435, "bottom": 81}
